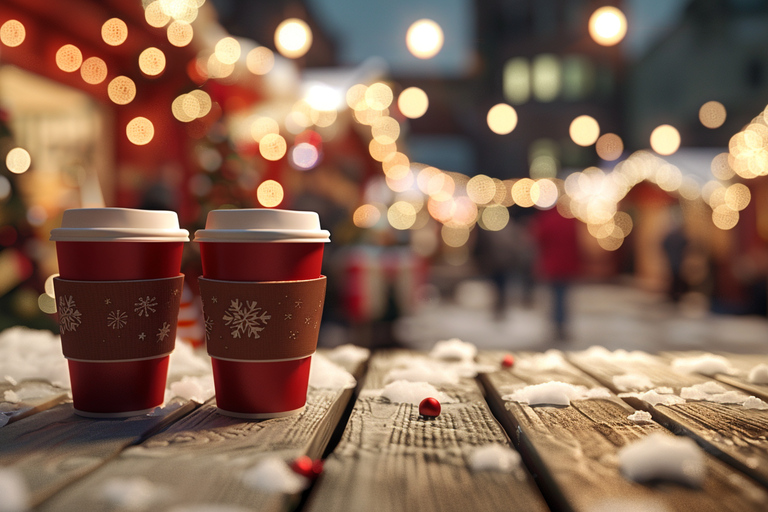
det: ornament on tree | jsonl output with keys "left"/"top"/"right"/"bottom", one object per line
{"left": 419, "top": 397, "right": 441, "bottom": 418}
{"left": 502, "top": 354, "right": 515, "bottom": 368}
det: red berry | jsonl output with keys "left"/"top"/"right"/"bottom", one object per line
{"left": 502, "top": 354, "right": 515, "bottom": 368}
{"left": 290, "top": 456, "right": 314, "bottom": 478}
{"left": 311, "top": 459, "right": 324, "bottom": 477}
{"left": 419, "top": 397, "right": 441, "bottom": 418}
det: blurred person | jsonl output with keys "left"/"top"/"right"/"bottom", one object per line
{"left": 530, "top": 207, "right": 583, "bottom": 340}
{"left": 662, "top": 208, "right": 689, "bottom": 303}
{"left": 473, "top": 220, "right": 518, "bottom": 320}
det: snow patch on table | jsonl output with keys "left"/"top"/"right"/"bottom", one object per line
{"left": 513, "top": 350, "right": 567, "bottom": 371}
{"left": 627, "top": 410, "right": 654, "bottom": 424}
{"left": 380, "top": 380, "right": 451, "bottom": 405}
{"left": 168, "top": 375, "right": 215, "bottom": 404}
{"left": 100, "top": 477, "right": 166, "bottom": 510}
{"left": 325, "top": 344, "right": 370, "bottom": 372}
{"left": 468, "top": 444, "right": 521, "bottom": 472}
{"left": 309, "top": 353, "right": 356, "bottom": 390}
{"left": 618, "top": 433, "right": 706, "bottom": 487}
{"left": 671, "top": 354, "right": 734, "bottom": 376}
{"left": 429, "top": 338, "right": 477, "bottom": 362}
{"left": 0, "top": 467, "right": 29, "bottom": 512}
{"left": 167, "top": 342, "right": 211, "bottom": 379}
{"left": 0, "top": 327, "right": 69, "bottom": 389}
{"left": 384, "top": 359, "right": 461, "bottom": 386}
{"left": 502, "top": 381, "right": 611, "bottom": 406}
{"left": 3, "top": 391, "right": 20, "bottom": 404}
{"left": 580, "top": 346, "right": 657, "bottom": 364}
{"left": 744, "top": 396, "right": 768, "bottom": 410}
{"left": 748, "top": 363, "right": 768, "bottom": 384}
{"left": 612, "top": 373, "right": 654, "bottom": 392}
{"left": 241, "top": 457, "right": 308, "bottom": 494}
{"left": 625, "top": 389, "right": 686, "bottom": 406}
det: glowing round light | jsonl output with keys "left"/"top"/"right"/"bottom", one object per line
{"left": 530, "top": 179, "right": 559, "bottom": 208}
{"left": 207, "top": 54, "right": 234, "bottom": 79}
{"left": 388, "top": 201, "right": 417, "bottom": 230}
{"left": 650, "top": 124, "right": 681, "bottom": 156}
{"left": 441, "top": 225, "right": 470, "bottom": 248}
{"left": 724, "top": 183, "right": 751, "bottom": 211}
{"left": 569, "top": 115, "right": 600, "bottom": 146}
{"left": 595, "top": 133, "right": 624, "bottom": 161}
{"left": 511, "top": 178, "right": 535, "bottom": 207}
{"left": 382, "top": 152, "right": 409, "bottom": 176}
{"left": 39, "top": 294, "right": 57, "bottom": 315}
{"left": 126, "top": 117, "right": 155, "bottom": 145}
{"left": 56, "top": 45, "right": 83, "bottom": 72}
{"left": 589, "top": 6, "right": 627, "bottom": 46}
{"left": 159, "top": 0, "right": 198, "bottom": 22}
{"left": 172, "top": 94, "right": 194, "bottom": 122}
{"left": 406, "top": 19, "right": 444, "bottom": 59}
{"left": 44, "top": 274, "right": 58, "bottom": 297}
{"left": 0, "top": 20, "right": 26, "bottom": 47}
{"left": 108, "top": 76, "right": 136, "bottom": 105}
{"left": 0, "top": 176, "right": 11, "bottom": 200}
{"left": 487, "top": 104, "right": 518, "bottom": 135}
{"left": 257, "top": 180, "right": 284, "bottom": 207}
{"left": 398, "top": 87, "right": 429, "bottom": 119}
{"left": 215, "top": 37, "right": 241, "bottom": 65}
{"left": 467, "top": 175, "right": 496, "bottom": 204}
{"left": 365, "top": 83, "right": 394, "bottom": 111}
{"left": 369, "top": 140, "right": 397, "bottom": 162}
{"left": 101, "top": 18, "right": 128, "bottom": 46}
{"left": 346, "top": 84, "right": 368, "bottom": 111}
{"left": 291, "top": 143, "right": 319, "bottom": 170}
{"left": 139, "top": 47, "right": 166, "bottom": 76}
{"left": 386, "top": 169, "right": 415, "bottom": 193}
{"left": 80, "top": 57, "right": 107, "bottom": 85}
{"left": 246, "top": 47, "right": 275, "bottom": 75}
{"left": 145, "top": 2, "right": 171, "bottom": 28}
{"left": 275, "top": 18, "right": 312, "bottom": 59}
{"left": 480, "top": 204, "right": 510, "bottom": 231}
{"left": 353, "top": 204, "right": 381, "bottom": 228}
{"left": 712, "top": 204, "right": 738, "bottom": 230}
{"left": 251, "top": 117, "right": 280, "bottom": 142}
{"left": 259, "top": 133, "right": 287, "bottom": 161}
{"left": 167, "top": 21, "right": 193, "bottom": 47}
{"left": 6, "top": 148, "right": 31, "bottom": 174}
{"left": 188, "top": 90, "right": 211, "bottom": 117}
{"left": 699, "top": 101, "right": 726, "bottom": 129}
{"left": 597, "top": 235, "right": 623, "bottom": 251}
{"left": 371, "top": 117, "right": 401, "bottom": 145}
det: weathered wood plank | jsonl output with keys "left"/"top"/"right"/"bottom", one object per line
{"left": 1, "top": 380, "right": 69, "bottom": 426}
{"left": 304, "top": 350, "right": 549, "bottom": 512}
{"left": 37, "top": 351, "right": 367, "bottom": 512}
{"left": 0, "top": 397, "right": 197, "bottom": 507}
{"left": 662, "top": 351, "right": 768, "bottom": 402}
{"left": 481, "top": 350, "right": 768, "bottom": 512}
{"left": 568, "top": 349, "right": 768, "bottom": 489}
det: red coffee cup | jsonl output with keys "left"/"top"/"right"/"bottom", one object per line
{"left": 194, "top": 209, "right": 330, "bottom": 419}
{"left": 50, "top": 208, "right": 189, "bottom": 417}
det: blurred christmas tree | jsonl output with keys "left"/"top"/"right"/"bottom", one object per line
{"left": 0, "top": 109, "right": 57, "bottom": 331}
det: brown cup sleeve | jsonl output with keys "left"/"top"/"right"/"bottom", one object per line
{"left": 198, "top": 276, "right": 326, "bottom": 361}
{"left": 54, "top": 275, "right": 184, "bottom": 361}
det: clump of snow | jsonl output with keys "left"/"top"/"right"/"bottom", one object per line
{"left": 514, "top": 350, "right": 567, "bottom": 372}
{"left": 627, "top": 390, "right": 686, "bottom": 407}
{"left": 380, "top": 380, "right": 451, "bottom": 405}
{"left": 502, "top": 381, "right": 611, "bottom": 406}
{"left": 747, "top": 363, "right": 768, "bottom": 385}
{"left": 618, "top": 433, "right": 706, "bottom": 487}
{"left": 680, "top": 382, "right": 754, "bottom": 405}
{"left": 468, "top": 444, "right": 521, "bottom": 473}
{"left": 384, "top": 359, "right": 460, "bottom": 386}
{"left": 3, "top": 391, "right": 20, "bottom": 404}
{"left": 429, "top": 338, "right": 476, "bottom": 362}
{"left": 100, "top": 477, "right": 165, "bottom": 510}
{"left": 744, "top": 396, "right": 768, "bottom": 410}
{"left": 0, "top": 467, "right": 29, "bottom": 512}
{"left": 0, "top": 327, "right": 69, "bottom": 388}
{"left": 613, "top": 374, "right": 654, "bottom": 392}
{"left": 581, "top": 346, "right": 657, "bottom": 364}
{"left": 167, "top": 341, "right": 210, "bottom": 379}
{"left": 671, "top": 354, "right": 734, "bottom": 376}
{"left": 168, "top": 375, "right": 215, "bottom": 404}
{"left": 325, "top": 344, "right": 370, "bottom": 372}
{"left": 4, "top": 376, "right": 17, "bottom": 386}
{"left": 241, "top": 457, "right": 308, "bottom": 494}
{"left": 308, "top": 353, "right": 356, "bottom": 390}
{"left": 627, "top": 411, "right": 654, "bottom": 424}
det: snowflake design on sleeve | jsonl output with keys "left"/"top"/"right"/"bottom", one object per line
{"left": 58, "top": 295, "right": 82, "bottom": 333}
{"left": 107, "top": 310, "right": 128, "bottom": 329}
{"left": 134, "top": 296, "right": 158, "bottom": 317}
{"left": 156, "top": 322, "right": 171, "bottom": 343}
{"left": 204, "top": 315, "right": 213, "bottom": 342}
{"left": 223, "top": 299, "right": 271, "bottom": 339}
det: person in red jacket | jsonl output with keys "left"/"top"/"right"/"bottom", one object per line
{"left": 529, "top": 207, "right": 583, "bottom": 340}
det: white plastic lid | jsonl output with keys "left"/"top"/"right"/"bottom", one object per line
{"left": 49, "top": 208, "right": 189, "bottom": 242}
{"left": 193, "top": 209, "right": 331, "bottom": 243}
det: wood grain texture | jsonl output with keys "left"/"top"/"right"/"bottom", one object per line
{"left": 568, "top": 350, "right": 768, "bottom": 489}
{"left": 304, "top": 350, "right": 548, "bottom": 512}
{"left": 37, "top": 352, "right": 367, "bottom": 512}
{"left": 0, "top": 398, "right": 197, "bottom": 507}
{"left": 481, "top": 351, "right": 768, "bottom": 512}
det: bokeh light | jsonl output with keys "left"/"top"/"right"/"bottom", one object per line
{"left": 101, "top": 18, "right": 128, "bottom": 46}
{"left": 346, "top": 84, "right": 368, "bottom": 111}
{"left": 56, "top": 45, "right": 83, "bottom": 72}
{"left": 441, "top": 225, "right": 470, "bottom": 248}
{"left": 158, "top": 0, "right": 198, "bottom": 22}
{"left": 712, "top": 204, "right": 739, "bottom": 230}
{"left": 167, "top": 21, "right": 193, "bottom": 47}
{"left": 145, "top": 2, "right": 171, "bottom": 28}
{"left": 724, "top": 183, "right": 751, "bottom": 211}
{"left": 6, "top": 148, "right": 31, "bottom": 174}
{"left": 569, "top": 115, "right": 600, "bottom": 146}
{"left": 246, "top": 46, "right": 275, "bottom": 75}
{"left": 388, "top": 201, "right": 417, "bottom": 230}
{"left": 406, "top": 19, "right": 444, "bottom": 59}
{"left": 480, "top": 204, "right": 510, "bottom": 231}
{"left": 259, "top": 133, "right": 287, "bottom": 160}
{"left": 207, "top": 54, "right": 234, "bottom": 79}
{"left": 353, "top": 204, "right": 381, "bottom": 228}
{"left": 80, "top": 57, "right": 107, "bottom": 85}
{"left": 487, "top": 104, "right": 518, "bottom": 135}
{"left": 275, "top": 18, "right": 312, "bottom": 59}
{"left": 189, "top": 90, "right": 211, "bottom": 117}
{"left": 371, "top": 116, "right": 400, "bottom": 145}
{"left": 126, "top": 117, "right": 155, "bottom": 145}
{"left": 711, "top": 152, "right": 734, "bottom": 180}
{"left": 257, "top": 180, "right": 284, "bottom": 207}
{"left": 1, "top": 20, "right": 26, "bottom": 47}
{"left": 589, "top": 6, "right": 627, "bottom": 46}
{"left": 108, "top": 76, "right": 136, "bottom": 105}
{"left": 139, "top": 47, "right": 166, "bottom": 76}
{"left": 251, "top": 117, "right": 280, "bottom": 142}
{"left": 398, "top": 87, "right": 429, "bottom": 119}
{"left": 215, "top": 37, "right": 241, "bottom": 65}
{"left": 530, "top": 179, "right": 559, "bottom": 208}
{"left": 172, "top": 94, "right": 196, "bottom": 122}
{"left": 467, "top": 175, "right": 496, "bottom": 204}
{"left": 511, "top": 178, "right": 535, "bottom": 207}
{"left": 365, "top": 83, "right": 394, "bottom": 111}
{"left": 699, "top": 101, "right": 727, "bottom": 129}
{"left": 290, "top": 143, "right": 320, "bottom": 170}
{"left": 650, "top": 124, "right": 681, "bottom": 155}
{"left": 595, "top": 133, "right": 624, "bottom": 161}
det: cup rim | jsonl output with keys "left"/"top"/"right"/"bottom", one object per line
{"left": 50, "top": 208, "right": 189, "bottom": 242}
{"left": 193, "top": 228, "right": 330, "bottom": 243}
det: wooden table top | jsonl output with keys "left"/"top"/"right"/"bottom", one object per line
{"left": 2, "top": 348, "right": 767, "bottom": 512}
